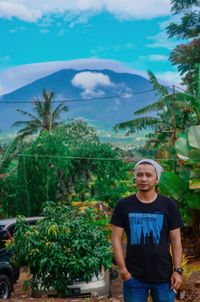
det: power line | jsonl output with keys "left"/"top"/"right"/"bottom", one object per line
{"left": 0, "top": 88, "right": 157, "bottom": 104}
{"left": 17, "top": 153, "right": 200, "bottom": 161}
{"left": 175, "top": 85, "right": 198, "bottom": 100}
{"left": 174, "top": 85, "right": 186, "bottom": 92}
{"left": 0, "top": 85, "right": 194, "bottom": 105}
{"left": 18, "top": 153, "right": 125, "bottom": 161}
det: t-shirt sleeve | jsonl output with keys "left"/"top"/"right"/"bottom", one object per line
{"left": 110, "top": 199, "right": 125, "bottom": 228}
{"left": 168, "top": 200, "right": 183, "bottom": 230}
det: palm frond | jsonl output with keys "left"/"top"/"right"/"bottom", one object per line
{"left": 16, "top": 109, "right": 39, "bottom": 121}
{"left": 52, "top": 104, "right": 68, "bottom": 121}
{"left": 17, "top": 120, "right": 41, "bottom": 133}
{"left": 114, "top": 116, "right": 160, "bottom": 133}
{"left": 147, "top": 70, "right": 168, "bottom": 96}
{"left": 15, "top": 89, "right": 69, "bottom": 138}
{"left": 161, "top": 92, "right": 190, "bottom": 102}
{"left": 12, "top": 120, "right": 31, "bottom": 127}
{"left": 17, "top": 124, "right": 40, "bottom": 136}
{"left": 134, "top": 100, "right": 165, "bottom": 115}
{"left": 43, "top": 90, "right": 54, "bottom": 115}
{"left": 33, "top": 101, "right": 44, "bottom": 119}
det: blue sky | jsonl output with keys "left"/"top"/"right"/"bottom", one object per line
{"left": 0, "top": 0, "right": 182, "bottom": 94}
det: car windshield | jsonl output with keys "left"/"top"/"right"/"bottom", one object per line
{"left": 0, "top": 229, "right": 10, "bottom": 250}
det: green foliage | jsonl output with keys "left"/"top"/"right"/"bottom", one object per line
{"left": 11, "top": 202, "right": 112, "bottom": 296}
{"left": 167, "top": 0, "right": 200, "bottom": 93}
{"left": 159, "top": 125, "right": 200, "bottom": 225}
{"left": 160, "top": 171, "right": 188, "bottom": 200}
{"left": 15, "top": 156, "right": 31, "bottom": 216}
{"left": 0, "top": 138, "right": 25, "bottom": 217}
{"left": 114, "top": 71, "right": 197, "bottom": 161}
{"left": 13, "top": 121, "right": 127, "bottom": 215}
{"left": 0, "top": 161, "right": 18, "bottom": 217}
{"left": 167, "top": 0, "right": 200, "bottom": 39}
{"left": 176, "top": 125, "right": 200, "bottom": 160}
{"left": 13, "top": 89, "right": 68, "bottom": 138}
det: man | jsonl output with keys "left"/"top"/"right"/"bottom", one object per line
{"left": 111, "top": 159, "right": 183, "bottom": 302}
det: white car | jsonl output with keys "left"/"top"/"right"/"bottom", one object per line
{"left": 32, "top": 268, "right": 115, "bottom": 298}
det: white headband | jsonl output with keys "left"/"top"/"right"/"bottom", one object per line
{"left": 135, "top": 159, "right": 163, "bottom": 181}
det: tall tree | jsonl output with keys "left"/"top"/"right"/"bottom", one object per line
{"left": 13, "top": 89, "right": 68, "bottom": 138}
{"left": 166, "top": 0, "right": 200, "bottom": 93}
{"left": 114, "top": 71, "right": 197, "bottom": 136}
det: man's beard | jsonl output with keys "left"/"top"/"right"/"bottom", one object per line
{"left": 139, "top": 187, "right": 150, "bottom": 192}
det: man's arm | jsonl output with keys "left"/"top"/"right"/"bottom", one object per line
{"left": 170, "top": 228, "right": 183, "bottom": 291}
{"left": 111, "top": 225, "right": 131, "bottom": 281}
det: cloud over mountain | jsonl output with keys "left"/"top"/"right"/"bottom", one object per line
{"left": 71, "top": 71, "right": 115, "bottom": 98}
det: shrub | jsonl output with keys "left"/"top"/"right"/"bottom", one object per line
{"left": 11, "top": 202, "right": 112, "bottom": 296}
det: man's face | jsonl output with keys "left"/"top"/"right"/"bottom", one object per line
{"left": 135, "top": 164, "right": 158, "bottom": 192}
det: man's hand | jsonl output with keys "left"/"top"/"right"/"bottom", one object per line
{"left": 120, "top": 271, "right": 132, "bottom": 281}
{"left": 171, "top": 272, "right": 183, "bottom": 291}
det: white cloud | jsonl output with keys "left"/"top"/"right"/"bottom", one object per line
{"left": 91, "top": 43, "right": 135, "bottom": 57}
{"left": 0, "top": 58, "right": 138, "bottom": 95}
{"left": 81, "top": 89, "right": 106, "bottom": 98}
{"left": 104, "top": 0, "right": 170, "bottom": 20}
{"left": 0, "top": 0, "right": 171, "bottom": 23}
{"left": 8, "top": 26, "right": 25, "bottom": 33}
{"left": 146, "top": 31, "right": 178, "bottom": 50}
{"left": 72, "top": 71, "right": 114, "bottom": 90}
{"left": 0, "top": 1, "right": 41, "bottom": 22}
{"left": 71, "top": 71, "right": 114, "bottom": 98}
{"left": 158, "top": 15, "right": 182, "bottom": 30}
{"left": 140, "top": 54, "right": 169, "bottom": 62}
{"left": 40, "top": 29, "right": 50, "bottom": 34}
{"left": 155, "top": 71, "right": 182, "bottom": 86}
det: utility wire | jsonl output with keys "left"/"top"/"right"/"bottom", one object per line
{"left": 0, "top": 85, "right": 195, "bottom": 105}
{"left": 0, "top": 88, "right": 159, "bottom": 104}
{"left": 175, "top": 85, "right": 198, "bottom": 100}
{"left": 17, "top": 153, "right": 200, "bottom": 161}
{"left": 174, "top": 85, "right": 186, "bottom": 92}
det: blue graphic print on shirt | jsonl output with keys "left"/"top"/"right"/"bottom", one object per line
{"left": 129, "top": 213, "right": 164, "bottom": 245}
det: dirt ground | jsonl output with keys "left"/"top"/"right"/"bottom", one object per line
{"left": 7, "top": 261, "right": 200, "bottom": 302}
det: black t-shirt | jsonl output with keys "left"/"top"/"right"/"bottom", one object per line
{"left": 110, "top": 194, "right": 183, "bottom": 283}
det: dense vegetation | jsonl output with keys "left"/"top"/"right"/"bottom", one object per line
{"left": 10, "top": 202, "right": 112, "bottom": 296}
{"left": 0, "top": 0, "right": 199, "bottom": 228}
{"left": 114, "top": 0, "right": 200, "bottom": 231}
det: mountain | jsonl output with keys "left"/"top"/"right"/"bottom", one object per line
{"left": 0, "top": 68, "right": 157, "bottom": 135}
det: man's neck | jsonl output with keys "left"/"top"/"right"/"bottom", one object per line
{"left": 136, "top": 190, "right": 158, "bottom": 204}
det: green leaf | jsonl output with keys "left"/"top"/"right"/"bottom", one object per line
{"left": 175, "top": 137, "right": 189, "bottom": 160}
{"left": 188, "top": 126, "right": 200, "bottom": 149}
{"left": 189, "top": 179, "right": 200, "bottom": 189}
{"left": 159, "top": 172, "right": 188, "bottom": 200}
{"left": 188, "top": 149, "right": 200, "bottom": 159}
{"left": 184, "top": 193, "right": 200, "bottom": 209}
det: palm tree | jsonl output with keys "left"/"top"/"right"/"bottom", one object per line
{"left": 114, "top": 70, "right": 199, "bottom": 138}
{"left": 13, "top": 89, "right": 68, "bottom": 138}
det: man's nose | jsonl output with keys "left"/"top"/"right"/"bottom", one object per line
{"left": 141, "top": 175, "right": 147, "bottom": 181}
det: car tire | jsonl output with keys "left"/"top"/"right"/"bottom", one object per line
{"left": 0, "top": 274, "right": 11, "bottom": 299}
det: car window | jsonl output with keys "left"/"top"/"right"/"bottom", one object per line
{"left": 6, "top": 225, "right": 16, "bottom": 237}
{"left": 0, "top": 229, "right": 10, "bottom": 249}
